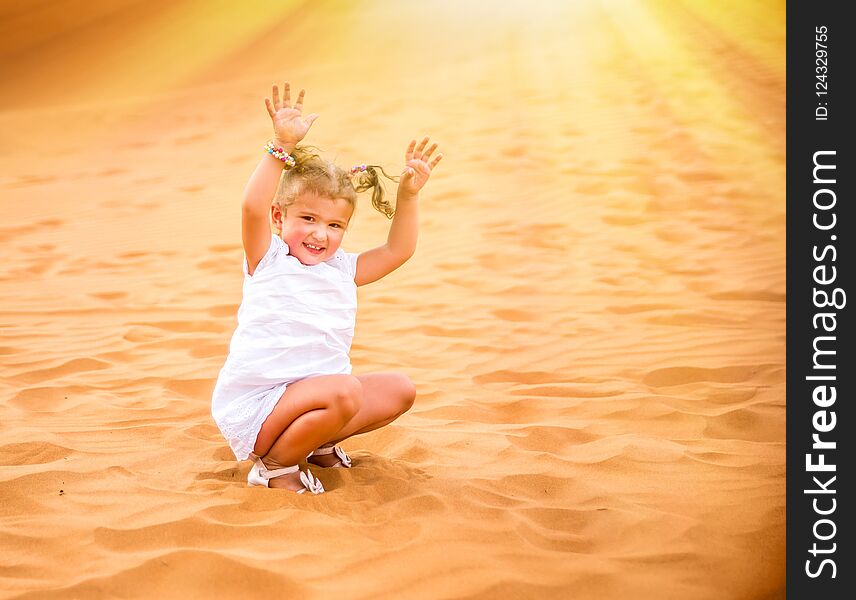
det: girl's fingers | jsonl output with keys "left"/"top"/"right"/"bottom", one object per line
{"left": 304, "top": 113, "right": 320, "bottom": 127}
{"left": 405, "top": 139, "right": 416, "bottom": 162}
{"left": 294, "top": 89, "right": 305, "bottom": 112}
{"left": 421, "top": 142, "right": 438, "bottom": 162}
{"left": 414, "top": 136, "right": 429, "bottom": 158}
{"left": 282, "top": 82, "right": 291, "bottom": 107}
{"left": 429, "top": 153, "right": 443, "bottom": 169}
{"left": 272, "top": 85, "right": 280, "bottom": 110}
{"left": 264, "top": 97, "right": 276, "bottom": 118}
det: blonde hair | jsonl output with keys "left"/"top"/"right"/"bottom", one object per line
{"left": 273, "top": 145, "right": 399, "bottom": 221}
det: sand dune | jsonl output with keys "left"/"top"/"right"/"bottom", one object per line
{"left": 1, "top": 1, "right": 785, "bottom": 598}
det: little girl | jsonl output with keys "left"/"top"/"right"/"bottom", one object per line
{"left": 211, "top": 82, "right": 442, "bottom": 494}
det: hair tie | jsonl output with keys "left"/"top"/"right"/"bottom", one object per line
{"left": 350, "top": 164, "right": 367, "bottom": 175}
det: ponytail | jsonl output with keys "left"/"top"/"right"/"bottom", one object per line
{"left": 352, "top": 165, "right": 399, "bottom": 219}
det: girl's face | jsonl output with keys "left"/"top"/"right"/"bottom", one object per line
{"left": 272, "top": 192, "right": 353, "bottom": 266}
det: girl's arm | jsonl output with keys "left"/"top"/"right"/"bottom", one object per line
{"left": 353, "top": 189, "right": 418, "bottom": 287}
{"left": 243, "top": 83, "right": 318, "bottom": 276}
{"left": 355, "top": 137, "right": 442, "bottom": 286}
{"left": 242, "top": 148, "right": 294, "bottom": 273}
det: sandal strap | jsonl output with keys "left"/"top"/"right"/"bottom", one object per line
{"left": 311, "top": 445, "right": 352, "bottom": 467}
{"left": 258, "top": 461, "right": 300, "bottom": 479}
{"left": 249, "top": 460, "right": 325, "bottom": 494}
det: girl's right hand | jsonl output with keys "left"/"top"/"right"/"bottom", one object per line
{"left": 264, "top": 82, "right": 319, "bottom": 147}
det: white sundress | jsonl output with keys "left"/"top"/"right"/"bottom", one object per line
{"left": 211, "top": 233, "right": 359, "bottom": 461}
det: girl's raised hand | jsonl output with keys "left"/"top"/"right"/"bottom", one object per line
{"left": 399, "top": 136, "right": 443, "bottom": 196}
{"left": 264, "top": 82, "right": 319, "bottom": 146}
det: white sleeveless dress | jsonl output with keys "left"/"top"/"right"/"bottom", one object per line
{"left": 211, "top": 233, "right": 359, "bottom": 460}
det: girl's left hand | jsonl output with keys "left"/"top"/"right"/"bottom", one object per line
{"left": 399, "top": 137, "right": 443, "bottom": 196}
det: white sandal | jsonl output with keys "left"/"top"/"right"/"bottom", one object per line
{"left": 308, "top": 445, "right": 352, "bottom": 468}
{"left": 247, "top": 457, "right": 325, "bottom": 494}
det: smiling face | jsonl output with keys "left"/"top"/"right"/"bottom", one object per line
{"left": 271, "top": 191, "right": 354, "bottom": 266}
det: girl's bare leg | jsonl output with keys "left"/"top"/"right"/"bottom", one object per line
{"left": 253, "top": 374, "right": 362, "bottom": 490}
{"left": 308, "top": 372, "right": 416, "bottom": 467}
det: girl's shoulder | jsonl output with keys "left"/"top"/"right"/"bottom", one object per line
{"left": 325, "top": 248, "right": 359, "bottom": 280}
{"left": 243, "top": 234, "right": 287, "bottom": 277}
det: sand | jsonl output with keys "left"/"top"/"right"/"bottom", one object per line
{"left": 0, "top": 1, "right": 785, "bottom": 598}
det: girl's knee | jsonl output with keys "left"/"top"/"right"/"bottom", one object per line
{"left": 396, "top": 374, "right": 416, "bottom": 413}
{"left": 331, "top": 375, "right": 362, "bottom": 420}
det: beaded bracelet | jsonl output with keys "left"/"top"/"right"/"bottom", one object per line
{"left": 264, "top": 141, "right": 296, "bottom": 168}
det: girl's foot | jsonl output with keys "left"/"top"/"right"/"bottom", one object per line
{"left": 259, "top": 458, "right": 320, "bottom": 492}
{"left": 265, "top": 466, "right": 306, "bottom": 492}
{"left": 307, "top": 443, "right": 352, "bottom": 468}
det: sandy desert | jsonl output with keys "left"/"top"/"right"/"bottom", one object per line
{"left": 0, "top": 1, "right": 785, "bottom": 598}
